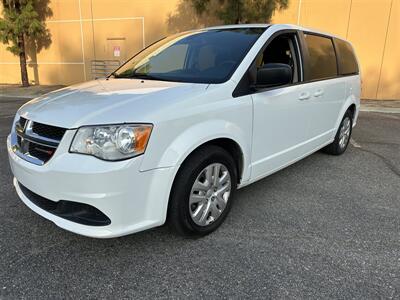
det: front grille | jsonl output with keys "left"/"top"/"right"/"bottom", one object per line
{"left": 14, "top": 117, "right": 67, "bottom": 165}
{"left": 28, "top": 143, "right": 56, "bottom": 162}
{"left": 32, "top": 122, "right": 66, "bottom": 141}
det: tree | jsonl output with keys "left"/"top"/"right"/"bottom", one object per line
{"left": 0, "top": 0, "right": 52, "bottom": 87}
{"left": 190, "top": 0, "right": 289, "bottom": 24}
{"left": 168, "top": 0, "right": 222, "bottom": 33}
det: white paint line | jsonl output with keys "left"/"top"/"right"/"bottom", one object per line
{"left": 46, "top": 16, "right": 145, "bottom": 49}
{"left": 87, "top": 17, "right": 144, "bottom": 22}
{"left": 297, "top": 0, "right": 302, "bottom": 25}
{"left": 46, "top": 17, "right": 144, "bottom": 23}
{"left": 45, "top": 19, "right": 80, "bottom": 23}
{"left": 1, "top": 16, "right": 147, "bottom": 70}
{"left": 375, "top": 0, "right": 394, "bottom": 99}
{"left": 142, "top": 17, "right": 146, "bottom": 48}
{"left": 0, "top": 62, "right": 84, "bottom": 65}
{"left": 350, "top": 138, "right": 361, "bottom": 148}
{"left": 78, "top": 0, "right": 87, "bottom": 81}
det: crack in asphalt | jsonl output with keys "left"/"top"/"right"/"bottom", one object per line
{"left": 354, "top": 146, "right": 400, "bottom": 178}
{"left": 350, "top": 137, "right": 399, "bottom": 178}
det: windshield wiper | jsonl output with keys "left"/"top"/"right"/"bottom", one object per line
{"left": 112, "top": 72, "right": 162, "bottom": 80}
{"left": 107, "top": 71, "right": 116, "bottom": 79}
{"left": 130, "top": 73, "right": 163, "bottom": 80}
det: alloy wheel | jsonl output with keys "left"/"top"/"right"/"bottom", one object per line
{"left": 339, "top": 116, "right": 351, "bottom": 149}
{"left": 189, "top": 163, "right": 232, "bottom": 226}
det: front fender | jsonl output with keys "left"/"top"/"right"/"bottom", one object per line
{"left": 140, "top": 119, "right": 252, "bottom": 182}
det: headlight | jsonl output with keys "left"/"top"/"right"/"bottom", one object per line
{"left": 70, "top": 124, "right": 152, "bottom": 161}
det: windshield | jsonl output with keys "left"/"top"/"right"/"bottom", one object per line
{"left": 112, "top": 28, "right": 266, "bottom": 84}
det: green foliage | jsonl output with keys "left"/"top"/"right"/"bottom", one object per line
{"left": 190, "top": 0, "right": 289, "bottom": 24}
{"left": 168, "top": 0, "right": 221, "bottom": 33}
{"left": 0, "top": 0, "right": 51, "bottom": 55}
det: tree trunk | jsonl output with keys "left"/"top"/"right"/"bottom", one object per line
{"left": 18, "top": 34, "right": 29, "bottom": 87}
{"left": 236, "top": 0, "right": 241, "bottom": 24}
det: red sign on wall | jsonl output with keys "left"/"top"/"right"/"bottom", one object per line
{"left": 113, "top": 46, "right": 121, "bottom": 57}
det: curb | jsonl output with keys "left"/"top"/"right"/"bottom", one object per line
{"left": 360, "top": 107, "right": 400, "bottom": 114}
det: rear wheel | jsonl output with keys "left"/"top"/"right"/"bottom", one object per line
{"left": 323, "top": 110, "right": 353, "bottom": 155}
{"left": 168, "top": 145, "right": 237, "bottom": 236}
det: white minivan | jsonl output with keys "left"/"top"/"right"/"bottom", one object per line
{"left": 8, "top": 24, "right": 360, "bottom": 238}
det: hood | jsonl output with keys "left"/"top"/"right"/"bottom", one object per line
{"left": 18, "top": 79, "right": 208, "bottom": 128}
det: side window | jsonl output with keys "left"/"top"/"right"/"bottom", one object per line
{"left": 304, "top": 34, "right": 337, "bottom": 80}
{"left": 256, "top": 34, "right": 300, "bottom": 83}
{"left": 335, "top": 39, "right": 359, "bottom": 75}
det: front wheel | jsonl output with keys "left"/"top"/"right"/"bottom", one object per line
{"left": 167, "top": 145, "right": 237, "bottom": 236}
{"left": 323, "top": 110, "right": 353, "bottom": 155}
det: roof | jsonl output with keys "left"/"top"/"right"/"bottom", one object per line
{"left": 201, "top": 23, "right": 348, "bottom": 41}
{"left": 204, "top": 24, "right": 271, "bottom": 30}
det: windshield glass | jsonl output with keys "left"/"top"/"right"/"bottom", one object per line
{"left": 113, "top": 28, "right": 266, "bottom": 84}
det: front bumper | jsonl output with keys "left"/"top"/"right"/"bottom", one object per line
{"left": 7, "top": 131, "right": 176, "bottom": 238}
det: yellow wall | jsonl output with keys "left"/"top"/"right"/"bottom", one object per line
{"left": 0, "top": 0, "right": 180, "bottom": 85}
{"left": 272, "top": 0, "right": 400, "bottom": 100}
{"left": 1, "top": 0, "right": 399, "bottom": 100}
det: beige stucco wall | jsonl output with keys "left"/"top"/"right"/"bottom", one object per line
{"left": 1, "top": 0, "right": 399, "bottom": 100}
{"left": 272, "top": 0, "right": 400, "bottom": 100}
{"left": 0, "top": 0, "right": 181, "bottom": 85}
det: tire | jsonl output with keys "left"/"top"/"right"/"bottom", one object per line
{"left": 167, "top": 145, "right": 237, "bottom": 237}
{"left": 322, "top": 110, "right": 353, "bottom": 155}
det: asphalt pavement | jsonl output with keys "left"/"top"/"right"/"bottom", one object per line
{"left": 1, "top": 97, "right": 399, "bottom": 299}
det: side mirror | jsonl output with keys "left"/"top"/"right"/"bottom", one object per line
{"left": 255, "top": 63, "right": 292, "bottom": 88}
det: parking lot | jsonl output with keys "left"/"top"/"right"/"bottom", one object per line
{"left": 1, "top": 97, "right": 399, "bottom": 299}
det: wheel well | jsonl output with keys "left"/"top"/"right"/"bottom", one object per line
{"left": 184, "top": 138, "right": 244, "bottom": 183}
{"left": 348, "top": 104, "right": 356, "bottom": 121}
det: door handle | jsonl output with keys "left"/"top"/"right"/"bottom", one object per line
{"left": 313, "top": 89, "right": 324, "bottom": 97}
{"left": 298, "top": 92, "right": 311, "bottom": 100}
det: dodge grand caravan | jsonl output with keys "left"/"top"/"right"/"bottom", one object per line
{"left": 7, "top": 24, "right": 360, "bottom": 238}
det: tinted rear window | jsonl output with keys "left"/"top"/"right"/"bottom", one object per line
{"left": 304, "top": 34, "right": 337, "bottom": 80}
{"left": 335, "top": 38, "right": 359, "bottom": 75}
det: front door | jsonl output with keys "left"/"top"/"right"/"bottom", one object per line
{"left": 250, "top": 32, "right": 311, "bottom": 180}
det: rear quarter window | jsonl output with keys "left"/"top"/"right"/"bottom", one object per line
{"left": 334, "top": 38, "right": 359, "bottom": 75}
{"left": 304, "top": 33, "right": 337, "bottom": 81}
